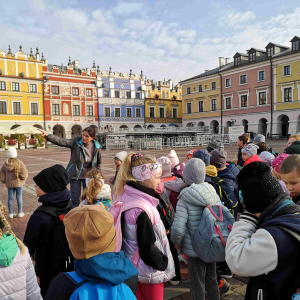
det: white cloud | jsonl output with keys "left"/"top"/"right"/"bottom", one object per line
{"left": 54, "top": 8, "right": 89, "bottom": 29}
{"left": 224, "top": 10, "right": 256, "bottom": 28}
{"left": 176, "top": 29, "right": 196, "bottom": 43}
{"left": 112, "top": 2, "right": 143, "bottom": 15}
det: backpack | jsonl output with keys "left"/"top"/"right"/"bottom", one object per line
{"left": 109, "top": 200, "right": 154, "bottom": 267}
{"left": 191, "top": 205, "right": 235, "bottom": 263}
{"left": 268, "top": 146, "right": 278, "bottom": 157}
{"left": 156, "top": 192, "right": 175, "bottom": 230}
{"left": 66, "top": 272, "right": 136, "bottom": 300}
{"left": 36, "top": 203, "right": 74, "bottom": 273}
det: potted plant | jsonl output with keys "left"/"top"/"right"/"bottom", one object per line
{"left": 6, "top": 138, "right": 18, "bottom": 149}
{"left": 18, "top": 135, "right": 26, "bottom": 150}
{"left": 28, "top": 138, "right": 37, "bottom": 149}
{"left": 36, "top": 135, "right": 46, "bottom": 149}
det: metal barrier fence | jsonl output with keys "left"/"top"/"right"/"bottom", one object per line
{"left": 106, "top": 134, "right": 240, "bottom": 150}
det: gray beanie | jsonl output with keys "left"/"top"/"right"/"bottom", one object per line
{"left": 241, "top": 144, "right": 259, "bottom": 157}
{"left": 254, "top": 134, "right": 265, "bottom": 143}
{"left": 183, "top": 158, "right": 206, "bottom": 185}
{"left": 210, "top": 149, "right": 227, "bottom": 169}
{"left": 207, "top": 140, "right": 224, "bottom": 152}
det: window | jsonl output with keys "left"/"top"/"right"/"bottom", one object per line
{"left": 162, "top": 92, "right": 165, "bottom": 98}
{"left": 104, "top": 107, "right": 110, "bottom": 117}
{"left": 73, "top": 105, "right": 80, "bottom": 116}
{"left": 30, "top": 84, "right": 37, "bottom": 93}
{"left": 179, "top": 93, "right": 181, "bottom": 98}
{"left": 115, "top": 108, "right": 120, "bottom": 117}
{"left": 234, "top": 56, "right": 241, "bottom": 65}
{"left": 284, "top": 65, "right": 291, "bottom": 76}
{"left": 267, "top": 47, "right": 274, "bottom": 57}
{"left": 292, "top": 40, "right": 300, "bottom": 51}
{"left": 211, "top": 82, "right": 216, "bottom": 90}
{"left": 172, "top": 108, "right": 177, "bottom": 118}
{"left": 12, "top": 82, "right": 20, "bottom": 91}
{"left": 159, "top": 107, "right": 164, "bottom": 118}
{"left": 187, "top": 103, "right": 192, "bottom": 114}
{"left": 0, "top": 82, "right": 5, "bottom": 90}
{"left": 226, "top": 97, "right": 231, "bottom": 109}
{"left": 198, "top": 101, "right": 203, "bottom": 112}
{"left": 136, "top": 108, "right": 141, "bottom": 118}
{"left": 52, "top": 104, "right": 60, "bottom": 115}
{"left": 31, "top": 103, "right": 38, "bottom": 115}
{"left": 104, "top": 90, "right": 109, "bottom": 97}
{"left": 150, "top": 107, "right": 155, "bottom": 117}
{"left": 115, "top": 91, "right": 120, "bottom": 98}
{"left": 126, "top": 91, "right": 131, "bottom": 99}
{"left": 284, "top": 88, "right": 292, "bottom": 102}
{"left": 136, "top": 93, "right": 140, "bottom": 99}
{"left": 148, "top": 90, "right": 151, "bottom": 97}
{"left": 241, "top": 95, "right": 248, "bottom": 107}
{"left": 198, "top": 85, "right": 202, "bottom": 92}
{"left": 249, "top": 52, "right": 256, "bottom": 62}
{"left": 52, "top": 86, "right": 59, "bottom": 94}
{"left": 126, "top": 108, "right": 132, "bottom": 117}
{"left": 187, "top": 87, "right": 191, "bottom": 94}
{"left": 13, "top": 102, "right": 21, "bottom": 114}
{"left": 211, "top": 99, "right": 217, "bottom": 111}
{"left": 0, "top": 101, "right": 7, "bottom": 114}
{"left": 240, "top": 75, "right": 247, "bottom": 84}
{"left": 87, "top": 105, "right": 93, "bottom": 116}
{"left": 259, "top": 92, "right": 266, "bottom": 105}
{"left": 166, "top": 92, "right": 169, "bottom": 98}
{"left": 225, "top": 78, "right": 231, "bottom": 87}
{"left": 73, "top": 88, "right": 79, "bottom": 96}
{"left": 259, "top": 71, "right": 265, "bottom": 81}
{"left": 86, "top": 89, "right": 92, "bottom": 97}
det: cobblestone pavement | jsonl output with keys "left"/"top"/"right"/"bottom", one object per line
{"left": 0, "top": 140, "right": 287, "bottom": 299}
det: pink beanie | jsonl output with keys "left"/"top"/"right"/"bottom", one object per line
{"left": 271, "top": 153, "right": 289, "bottom": 173}
{"left": 157, "top": 156, "right": 172, "bottom": 179}
{"left": 167, "top": 150, "right": 179, "bottom": 169}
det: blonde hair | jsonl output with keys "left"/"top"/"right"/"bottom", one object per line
{"left": 80, "top": 169, "right": 104, "bottom": 205}
{"left": 114, "top": 152, "right": 157, "bottom": 198}
{"left": 0, "top": 202, "right": 25, "bottom": 255}
{"left": 289, "top": 135, "right": 300, "bottom": 141}
{"left": 8, "top": 158, "right": 21, "bottom": 179}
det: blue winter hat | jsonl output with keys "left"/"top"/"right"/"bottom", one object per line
{"left": 193, "top": 149, "right": 210, "bottom": 166}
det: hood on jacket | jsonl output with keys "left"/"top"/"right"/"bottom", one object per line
{"left": 96, "top": 184, "right": 111, "bottom": 200}
{"left": 3, "top": 160, "right": 17, "bottom": 172}
{"left": 38, "top": 188, "right": 71, "bottom": 204}
{"left": 218, "top": 164, "right": 239, "bottom": 181}
{"left": 179, "top": 182, "right": 221, "bottom": 207}
{"left": 74, "top": 251, "right": 138, "bottom": 285}
{"left": 261, "top": 214, "right": 300, "bottom": 235}
{"left": 0, "top": 234, "right": 18, "bottom": 267}
{"left": 205, "top": 165, "right": 218, "bottom": 178}
{"left": 77, "top": 137, "right": 101, "bottom": 150}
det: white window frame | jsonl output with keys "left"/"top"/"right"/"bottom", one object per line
{"left": 29, "top": 83, "right": 37, "bottom": 93}
{"left": 126, "top": 107, "right": 132, "bottom": 118}
{"left": 239, "top": 74, "right": 248, "bottom": 85}
{"left": 257, "top": 70, "right": 266, "bottom": 82}
{"left": 115, "top": 90, "right": 120, "bottom": 98}
{"left": 172, "top": 107, "right": 178, "bottom": 118}
{"left": 186, "top": 102, "right": 192, "bottom": 114}
{"left": 104, "top": 106, "right": 111, "bottom": 117}
{"left": 12, "top": 82, "right": 20, "bottom": 92}
{"left": 12, "top": 100, "right": 22, "bottom": 114}
{"left": 103, "top": 90, "right": 109, "bottom": 97}
{"left": 211, "top": 82, "right": 216, "bottom": 90}
{"left": 159, "top": 106, "right": 165, "bottom": 118}
{"left": 86, "top": 89, "right": 92, "bottom": 97}
{"left": 0, "top": 81, "right": 6, "bottom": 91}
{"left": 135, "top": 107, "right": 141, "bottom": 118}
{"left": 114, "top": 107, "right": 121, "bottom": 118}
{"left": 225, "top": 97, "right": 232, "bottom": 110}
{"left": 29, "top": 101, "right": 39, "bottom": 115}
{"left": 72, "top": 105, "right": 81, "bottom": 116}
{"left": 187, "top": 87, "right": 191, "bottom": 94}
{"left": 149, "top": 106, "right": 155, "bottom": 118}
{"left": 282, "top": 64, "right": 291, "bottom": 77}
{"left": 237, "top": 90, "right": 249, "bottom": 108}
{"left": 211, "top": 99, "right": 217, "bottom": 111}
{"left": 280, "top": 83, "right": 294, "bottom": 103}
{"left": 198, "top": 85, "right": 203, "bottom": 92}
{"left": 51, "top": 103, "right": 60, "bottom": 115}
{"left": 0, "top": 100, "right": 8, "bottom": 114}
{"left": 255, "top": 86, "right": 269, "bottom": 106}
{"left": 225, "top": 78, "right": 231, "bottom": 88}
{"left": 86, "top": 105, "right": 94, "bottom": 116}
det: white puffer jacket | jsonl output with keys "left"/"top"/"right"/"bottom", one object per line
{"left": 0, "top": 246, "right": 42, "bottom": 300}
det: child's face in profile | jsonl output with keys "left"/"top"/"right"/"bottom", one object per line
{"left": 186, "top": 156, "right": 192, "bottom": 162}
{"left": 140, "top": 170, "right": 162, "bottom": 191}
{"left": 34, "top": 184, "right": 46, "bottom": 197}
{"left": 280, "top": 170, "right": 300, "bottom": 195}
{"left": 242, "top": 152, "right": 251, "bottom": 162}
{"left": 114, "top": 158, "right": 122, "bottom": 167}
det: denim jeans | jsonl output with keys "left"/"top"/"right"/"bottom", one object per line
{"left": 8, "top": 187, "right": 23, "bottom": 214}
{"left": 70, "top": 179, "right": 86, "bottom": 208}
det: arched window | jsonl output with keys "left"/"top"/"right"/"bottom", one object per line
{"left": 166, "top": 92, "right": 169, "bottom": 98}
{"left": 162, "top": 91, "right": 165, "bottom": 98}
{"left": 148, "top": 90, "right": 151, "bottom": 97}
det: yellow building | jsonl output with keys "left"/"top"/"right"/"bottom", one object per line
{"left": 272, "top": 36, "right": 300, "bottom": 135}
{"left": 0, "top": 46, "right": 45, "bottom": 131}
{"left": 181, "top": 68, "right": 221, "bottom": 132}
{"left": 145, "top": 79, "right": 182, "bottom": 128}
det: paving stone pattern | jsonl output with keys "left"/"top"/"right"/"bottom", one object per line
{"left": 0, "top": 140, "right": 287, "bottom": 299}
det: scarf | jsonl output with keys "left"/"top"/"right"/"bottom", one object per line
{"left": 258, "top": 192, "right": 300, "bottom": 227}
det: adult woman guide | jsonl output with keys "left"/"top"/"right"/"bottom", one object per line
{"left": 38, "top": 126, "right": 101, "bottom": 208}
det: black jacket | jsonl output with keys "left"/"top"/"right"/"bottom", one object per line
{"left": 46, "top": 135, "right": 101, "bottom": 180}
{"left": 237, "top": 145, "right": 245, "bottom": 167}
{"left": 23, "top": 189, "right": 72, "bottom": 279}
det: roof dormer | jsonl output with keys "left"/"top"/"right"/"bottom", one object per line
{"left": 290, "top": 36, "right": 300, "bottom": 52}
{"left": 233, "top": 52, "right": 248, "bottom": 66}
{"left": 247, "top": 48, "right": 266, "bottom": 63}
{"left": 265, "top": 42, "right": 289, "bottom": 58}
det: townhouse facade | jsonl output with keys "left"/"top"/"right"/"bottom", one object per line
{"left": 145, "top": 79, "right": 182, "bottom": 128}
{"left": 0, "top": 46, "right": 44, "bottom": 130}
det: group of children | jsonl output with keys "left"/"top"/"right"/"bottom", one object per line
{"left": 1, "top": 133, "right": 300, "bottom": 300}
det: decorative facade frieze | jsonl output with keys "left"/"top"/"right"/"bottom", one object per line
{"left": 99, "top": 117, "right": 144, "bottom": 122}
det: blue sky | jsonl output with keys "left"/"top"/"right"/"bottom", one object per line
{"left": 1, "top": 0, "right": 300, "bottom": 83}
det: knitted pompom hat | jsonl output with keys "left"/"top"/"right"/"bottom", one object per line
{"left": 236, "top": 161, "right": 283, "bottom": 213}
{"left": 271, "top": 153, "right": 289, "bottom": 173}
{"left": 167, "top": 150, "right": 179, "bottom": 169}
{"left": 241, "top": 144, "right": 259, "bottom": 157}
{"left": 7, "top": 147, "right": 17, "bottom": 159}
{"left": 157, "top": 156, "right": 172, "bottom": 179}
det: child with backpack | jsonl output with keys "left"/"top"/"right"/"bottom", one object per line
{"left": 226, "top": 161, "right": 300, "bottom": 300}
{"left": 23, "top": 165, "right": 74, "bottom": 298}
{"left": 80, "top": 169, "right": 112, "bottom": 210}
{"left": 271, "top": 153, "right": 290, "bottom": 194}
{"left": 167, "top": 150, "right": 185, "bottom": 178}
{"left": 171, "top": 158, "right": 225, "bottom": 300}
{"left": 111, "top": 153, "right": 175, "bottom": 300}
{"left": 0, "top": 147, "right": 28, "bottom": 218}
{"left": 0, "top": 202, "right": 42, "bottom": 300}
{"left": 45, "top": 205, "right": 138, "bottom": 300}
{"left": 110, "top": 151, "right": 127, "bottom": 184}
{"left": 241, "top": 144, "right": 262, "bottom": 166}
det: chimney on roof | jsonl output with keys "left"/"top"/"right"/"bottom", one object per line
{"left": 73, "top": 60, "right": 80, "bottom": 69}
{"left": 225, "top": 58, "right": 230, "bottom": 64}
{"left": 219, "top": 57, "right": 224, "bottom": 67}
